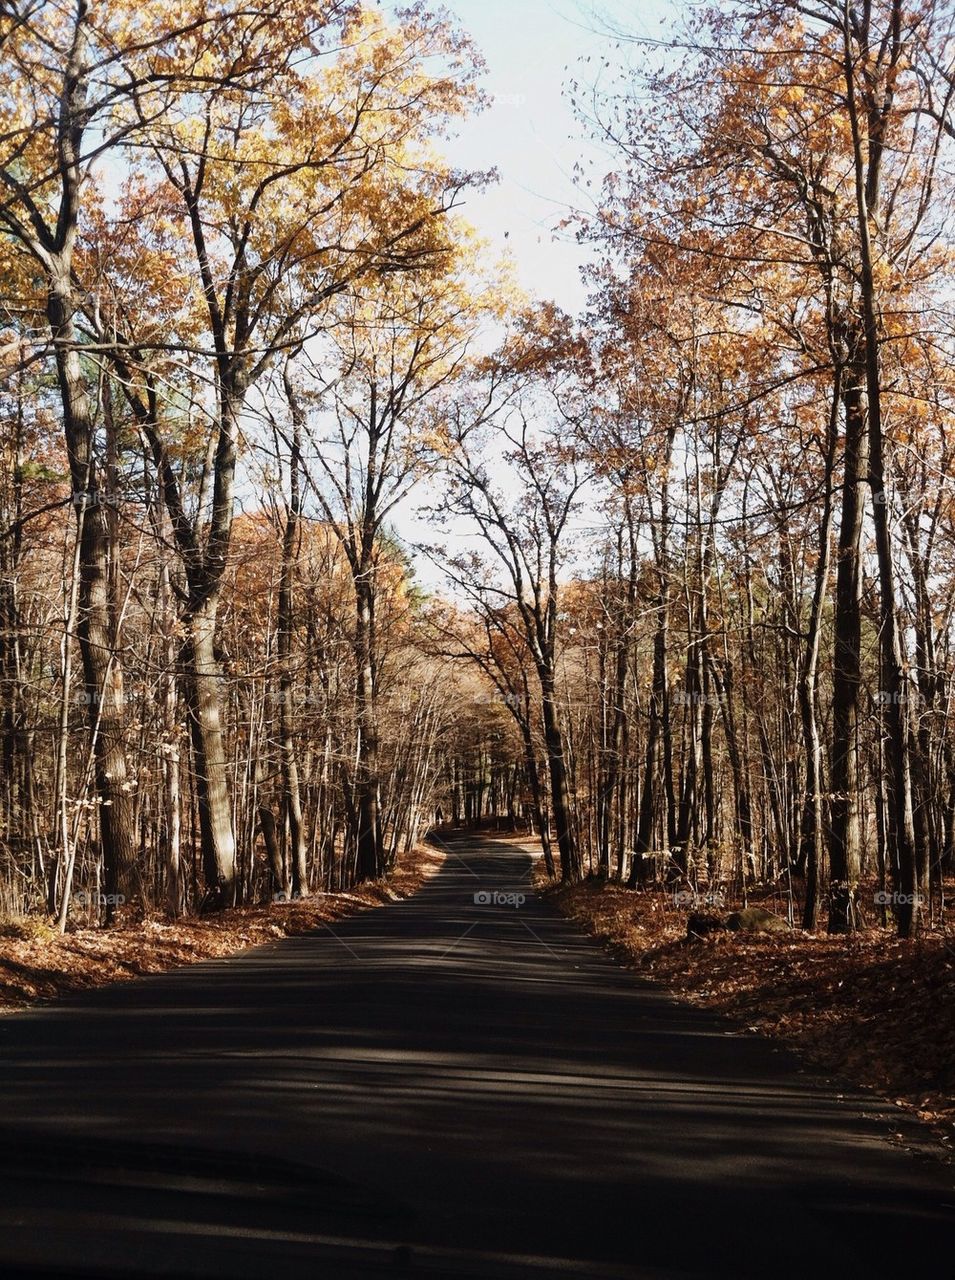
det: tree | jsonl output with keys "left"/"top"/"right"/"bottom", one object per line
{"left": 437, "top": 315, "right": 592, "bottom": 882}
{"left": 285, "top": 244, "right": 495, "bottom": 878}
{"left": 86, "top": 2, "right": 484, "bottom": 903}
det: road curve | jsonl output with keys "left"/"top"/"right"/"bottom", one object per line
{"left": 0, "top": 834, "right": 951, "bottom": 1279}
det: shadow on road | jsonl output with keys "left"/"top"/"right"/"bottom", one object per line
{"left": 0, "top": 834, "right": 951, "bottom": 1278}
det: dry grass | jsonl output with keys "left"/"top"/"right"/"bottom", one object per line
{"left": 0, "top": 843, "right": 445, "bottom": 1013}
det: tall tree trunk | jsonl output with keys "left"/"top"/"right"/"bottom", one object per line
{"left": 630, "top": 660, "right": 662, "bottom": 888}
{"left": 160, "top": 560, "right": 183, "bottom": 917}
{"left": 630, "top": 520, "right": 674, "bottom": 888}
{"left": 48, "top": 273, "right": 136, "bottom": 921}
{"left": 903, "top": 507, "right": 945, "bottom": 918}
{"left": 354, "top": 576, "right": 382, "bottom": 881}
{"left": 183, "top": 596, "right": 236, "bottom": 907}
{"left": 600, "top": 521, "right": 634, "bottom": 881}
{"left": 540, "top": 671, "right": 580, "bottom": 883}
{"left": 280, "top": 370, "right": 308, "bottom": 896}
{"left": 828, "top": 361, "right": 868, "bottom": 932}
{"left": 839, "top": 0, "right": 918, "bottom": 934}
{"left": 674, "top": 637, "right": 704, "bottom": 882}
{"left": 117, "top": 370, "right": 241, "bottom": 908}
{"left": 798, "top": 373, "right": 839, "bottom": 930}
{"left": 709, "top": 655, "right": 753, "bottom": 876}
{"left": 847, "top": 85, "right": 920, "bottom": 935}
{"left": 520, "top": 717, "right": 555, "bottom": 877}
{"left": 599, "top": 638, "right": 627, "bottom": 880}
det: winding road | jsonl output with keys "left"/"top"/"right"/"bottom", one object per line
{"left": 0, "top": 834, "right": 952, "bottom": 1278}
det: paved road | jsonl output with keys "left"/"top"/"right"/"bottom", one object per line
{"left": 0, "top": 834, "right": 952, "bottom": 1279}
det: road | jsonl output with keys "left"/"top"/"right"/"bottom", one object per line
{"left": 0, "top": 833, "right": 952, "bottom": 1278}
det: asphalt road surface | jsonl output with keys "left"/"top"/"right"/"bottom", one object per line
{"left": 0, "top": 833, "right": 952, "bottom": 1279}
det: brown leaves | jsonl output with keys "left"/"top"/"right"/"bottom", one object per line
{"left": 0, "top": 843, "right": 445, "bottom": 1015}
{"left": 543, "top": 873, "right": 955, "bottom": 1152}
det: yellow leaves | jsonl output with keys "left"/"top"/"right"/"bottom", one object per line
{"left": 190, "top": 48, "right": 221, "bottom": 79}
{"left": 27, "top": 0, "right": 488, "bottom": 410}
{"left": 0, "top": 234, "right": 45, "bottom": 321}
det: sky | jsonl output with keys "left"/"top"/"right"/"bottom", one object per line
{"left": 432, "top": 0, "right": 676, "bottom": 313}
{"left": 391, "top": 0, "right": 678, "bottom": 580}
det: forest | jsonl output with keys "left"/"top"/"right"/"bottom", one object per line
{"left": 2, "top": 0, "right": 955, "bottom": 950}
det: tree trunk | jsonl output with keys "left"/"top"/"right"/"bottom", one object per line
{"left": 279, "top": 372, "right": 308, "bottom": 896}
{"left": 841, "top": 0, "right": 918, "bottom": 934}
{"left": 828, "top": 362, "right": 868, "bottom": 932}
{"left": 540, "top": 672, "right": 580, "bottom": 883}
{"left": 520, "top": 717, "right": 555, "bottom": 877}
{"left": 48, "top": 273, "right": 137, "bottom": 922}
{"left": 354, "top": 577, "right": 382, "bottom": 881}
{"left": 183, "top": 597, "right": 236, "bottom": 907}
{"left": 258, "top": 804, "right": 285, "bottom": 897}
{"left": 630, "top": 605, "right": 669, "bottom": 888}
{"left": 798, "top": 377, "right": 838, "bottom": 931}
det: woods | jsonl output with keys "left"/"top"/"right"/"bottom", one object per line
{"left": 433, "top": 0, "right": 955, "bottom": 941}
{"left": 2, "top": 0, "right": 955, "bottom": 946}
{"left": 0, "top": 0, "right": 484, "bottom": 921}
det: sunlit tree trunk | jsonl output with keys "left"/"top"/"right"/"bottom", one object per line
{"left": 279, "top": 369, "right": 308, "bottom": 896}
{"left": 828, "top": 360, "right": 868, "bottom": 932}
{"left": 798, "top": 377, "right": 838, "bottom": 930}
{"left": 48, "top": 273, "right": 136, "bottom": 922}
{"left": 354, "top": 574, "right": 383, "bottom": 881}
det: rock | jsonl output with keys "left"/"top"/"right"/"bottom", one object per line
{"left": 725, "top": 906, "right": 789, "bottom": 934}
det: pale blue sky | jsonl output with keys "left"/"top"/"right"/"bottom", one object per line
{"left": 436, "top": 0, "right": 677, "bottom": 313}
{"left": 389, "top": 0, "right": 679, "bottom": 576}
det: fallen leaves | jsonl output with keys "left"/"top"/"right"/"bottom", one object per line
{"left": 0, "top": 844, "right": 445, "bottom": 1013}
{"left": 541, "top": 872, "right": 955, "bottom": 1154}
